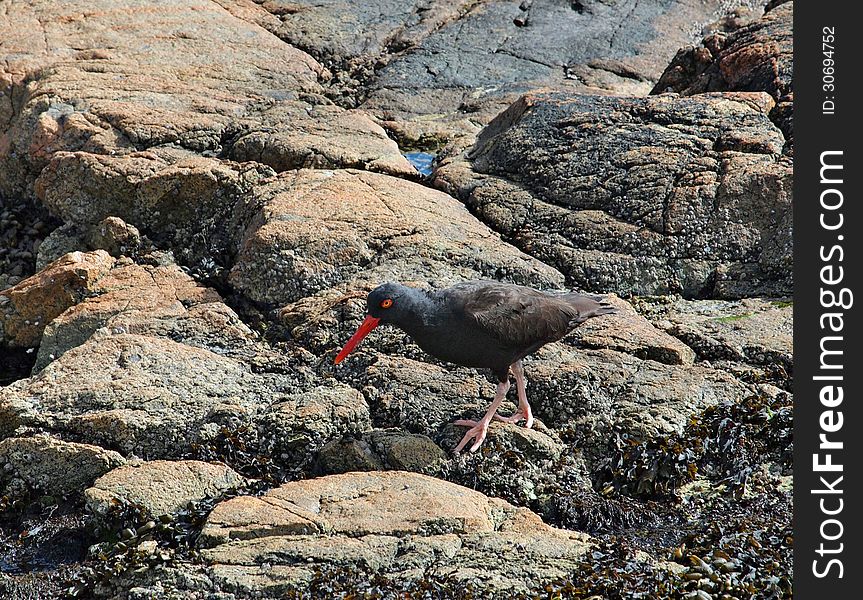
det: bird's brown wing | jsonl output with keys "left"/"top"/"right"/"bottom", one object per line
{"left": 445, "top": 281, "right": 585, "bottom": 349}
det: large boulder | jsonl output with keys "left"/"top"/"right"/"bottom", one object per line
{"left": 33, "top": 150, "right": 274, "bottom": 270}
{"left": 653, "top": 2, "right": 793, "bottom": 142}
{"left": 0, "top": 333, "right": 369, "bottom": 458}
{"left": 257, "top": 0, "right": 474, "bottom": 64}
{"left": 0, "top": 0, "right": 412, "bottom": 201}
{"left": 229, "top": 168, "right": 564, "bottom": 306}
{"left": 85, "top": 460, "right": 246, "bottom": 520}
{"left": 360, "top": 0, "right": 763, "bottom": 144}
{"left": 33, "top": 257, "right": 249, "bottom": 370}
{"left": 436, "top": 91, "right": 792, "bottom": 298}
{"left": 195, "top": 471, "right": 594, "bottom": 596}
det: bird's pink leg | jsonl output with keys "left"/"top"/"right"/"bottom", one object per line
{"left": 493, "top": 360, "right": 534, "bottom": 428}
{"left": 453, "top": 379, "right": 510, "bottom": 453}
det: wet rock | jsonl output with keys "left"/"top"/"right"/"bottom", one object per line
{"left": 230, "top": 168, "right": 563, "bottom": 307}
{"left": 195, "top": 471, "right": 593, "bottom": 596}
{"left": 653, "top": 2, "right": 793, "bottom": 142}
{"left": 0, "top": 434, "right": 125, "bottom": 497}
{"left": 436, "top": 91, "right": 791, "bottom": 298}
{"left": 85, "top": 460, "right": 245, "bottom": 520}
{"left": 318, "top": 429, "right": 447, "bottom": 475}
{"left": 259, "top": 1, "right": 475, "bottom": 72}
{"left": 362, "top": 0, "right": 760, "bottom": 144}
{"left": 0, "top": 250, "right": 115, "bottom": 348}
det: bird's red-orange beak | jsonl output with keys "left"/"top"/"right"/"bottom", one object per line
{"left": 334, "top": 315, "right": 380, "bottom": 364}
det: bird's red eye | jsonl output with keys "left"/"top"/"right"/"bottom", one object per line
{"left": 380, "top": 298, "right": 393, "bottom": 309}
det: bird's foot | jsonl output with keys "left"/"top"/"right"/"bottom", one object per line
{"left": 493, "top": 410, "right": 534, "bottom": 429}
{"left": 452, "top": 419, "right": 490, "bottom": 453}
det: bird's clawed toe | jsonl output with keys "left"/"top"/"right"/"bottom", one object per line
{"left": 493, "top": 411, "right": 534, "bottom": 429}
{"left": 492, "top": 406, "right": 534, "bottom": 429}
{"left": 453, "top": 420, "right": 489, "bottom": 453}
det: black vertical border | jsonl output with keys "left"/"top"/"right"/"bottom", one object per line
{"left": 793, "top": 1, "right": 861, "bottom": 597}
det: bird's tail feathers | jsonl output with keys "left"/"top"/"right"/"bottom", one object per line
{"left": 564, "top": 292, "right": 618, "bottom": 321}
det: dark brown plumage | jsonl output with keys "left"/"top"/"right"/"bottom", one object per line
{"left": 335, "top": 280, "right": 616, "bottom": 452}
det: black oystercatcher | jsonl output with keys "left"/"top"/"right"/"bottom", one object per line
{"left": 335, "top": 281, "right": 616, "bottom": 452}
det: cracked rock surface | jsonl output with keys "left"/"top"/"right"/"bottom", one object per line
{"left": 229, "top": 167, "right": 563, "bottom": 306}
{"left": 435, "top": 91, "right": 792, "bottom": 298}
{"left": 192, "top": 471, "right": 596, "bottom": 596}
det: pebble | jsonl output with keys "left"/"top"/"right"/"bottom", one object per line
{"left": 690, "top": 555, "right": 713, "bottom": 574}
{"left": 136, "top": 521, "right": 157, "bottom": 535}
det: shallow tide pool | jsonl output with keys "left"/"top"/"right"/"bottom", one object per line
{"left": 403, "top": 152, "right": 435, "bottom": 177}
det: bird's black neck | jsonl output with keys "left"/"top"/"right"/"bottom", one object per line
{"left": 391, "top": 288, "right": 441, "bottom": 334}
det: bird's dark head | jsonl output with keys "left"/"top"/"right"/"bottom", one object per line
{"left": 334, "top": 282, "right": 428, "bottom": 364}
{"left": 365, "top": 282, "right": 419, "bottom": 322}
